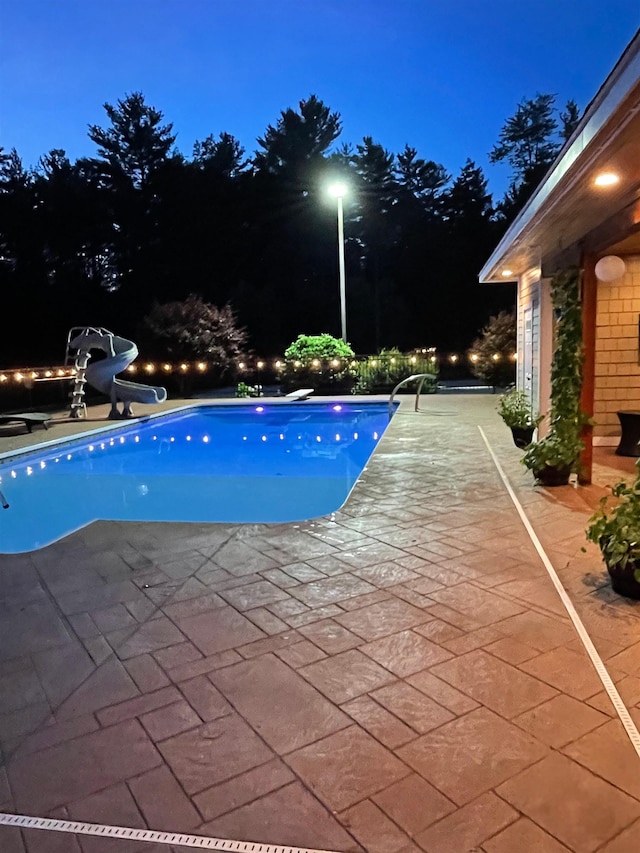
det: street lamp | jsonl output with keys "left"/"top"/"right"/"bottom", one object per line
{"left": 328, "top": 182, "right": 348, "bottom": 342}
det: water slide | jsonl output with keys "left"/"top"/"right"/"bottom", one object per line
{"left": 69, "top": 329, "right": 167, "bottom": 418}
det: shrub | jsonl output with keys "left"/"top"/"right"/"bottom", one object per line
{"left": 236, "top": 382, "right": 262, "bottom": 398}
{"left": 352, "top": 349, "right": 438, "bottom": 394}
{"left": 140, "top": 294, "right": 247, "bottom": 381}
{"left": 468, "top": 311, "right": 516, "bottom": 389}
{"left": 282, "top": 334, "right": 356, "bottom": 392}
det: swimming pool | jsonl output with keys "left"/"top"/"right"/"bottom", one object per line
{"left": 0, "top": 402, "right": 396, "bottom": 553}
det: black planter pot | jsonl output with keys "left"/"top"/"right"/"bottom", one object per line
{"left": 534, "top": 464, "right": 571, "bottom": 487}
{"left": 511, "top": 427, "right": 535, "bottom": 449}
{"left": 607, "top": 561, "right": 640, "bottom": 599}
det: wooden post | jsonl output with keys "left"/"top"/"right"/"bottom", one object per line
{"left": 579, "top": 254, "right": 597, "bottom": 484}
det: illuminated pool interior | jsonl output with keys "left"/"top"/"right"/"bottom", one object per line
{"left": 0, "top": 402, "right": 396, "bottom": 553}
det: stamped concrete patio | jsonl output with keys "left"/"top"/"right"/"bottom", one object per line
{"left": 1, "top": 394, "right": 640, "bottom": 852}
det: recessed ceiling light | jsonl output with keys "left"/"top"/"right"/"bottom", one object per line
{"left": 594, "top": 172, "right": 619, "bottom": 187}
{"left": 501, "top": 269, "right": 513, "bottom": 277}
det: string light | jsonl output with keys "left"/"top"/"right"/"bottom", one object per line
{"left": 0, "top": 349, "right": 528, "bottom": 387}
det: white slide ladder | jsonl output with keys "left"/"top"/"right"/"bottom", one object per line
{"left": 65, "top": 327, "right": 113, "bottom": 419}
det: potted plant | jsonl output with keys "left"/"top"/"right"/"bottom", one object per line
{"left": 585, "top": 462, "right": 640, "bottom": 598}
{"left": 497, "top": 389, "right": 543, "bottom": 448}
{"left": 521, "top": 268, "right": 586, "bottom": 486}
{"left": 522, "top": 425, "right": 583, "bottom": 485}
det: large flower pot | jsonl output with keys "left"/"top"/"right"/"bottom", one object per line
{"left": 534, "top": 465, "right": 571, "bottom": 487}
{"left": 607, "top": 561, "right": 640, "bottom": 599}
{"left": 511, "top": 427, "right": 535, "bottom": 449}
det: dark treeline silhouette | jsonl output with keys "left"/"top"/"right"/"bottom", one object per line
{"left": 0, "top": 91, "right": 579, "bottom": 366}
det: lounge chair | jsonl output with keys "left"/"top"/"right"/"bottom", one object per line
{"left": 0, "top": 413, "right": 52, "bottom": 433}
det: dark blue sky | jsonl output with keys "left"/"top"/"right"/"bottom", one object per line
{"left": 2, "top": 0, "right": 639, "bottom": 196}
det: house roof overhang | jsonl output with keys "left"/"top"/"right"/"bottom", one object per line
{"left": 480, "top": 29, "right": 640, "bottom": 283}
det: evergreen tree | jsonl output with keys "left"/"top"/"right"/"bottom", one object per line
{"left": 254, "top": 94, "right": 341, "bottom": 187}
{"left": 88, "top": 92, "right": 177, "bottom": 190}
{"left": 560, "top": 99, "right": 581, "bottom": 141}
{"left": 440, "top": 160, "right": 512, "bottom": 349}
{"left": 490, "top": 93, "right": 559, "bottom": 183}
{"left": 396, "top": 145, "right": 449, "bottom": 217}
{"left": 490, "top": 93, "right": 564, "bottom": 222}
{"left": 349, "top": 138, "right": 400, "bottom": 348}
{"left": 193, "top": 132, "right": 249, "bottom": 177}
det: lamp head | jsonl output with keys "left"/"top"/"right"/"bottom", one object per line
{"left": 328, "top": 182, "right": 348, "bottom": 199}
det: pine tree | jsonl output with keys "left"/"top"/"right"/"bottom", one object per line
{"left": 88, "top": 92, "right": 177, "bottom": 190}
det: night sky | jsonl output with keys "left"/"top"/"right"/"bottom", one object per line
{"left": 2, "top": 0, "right": 640, "bottom": 196}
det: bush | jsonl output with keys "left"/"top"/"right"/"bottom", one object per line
{"left": 352, "top": 349, "right": 438, "bottom": 394}
{"left": 282, "top": 334, "right": 356, "bottom": 393}
{"left": 468, "top": 311, "right": 516, "bottom": 389}
{"left": 139, "top": 294, "right": 248, "bottom": 389}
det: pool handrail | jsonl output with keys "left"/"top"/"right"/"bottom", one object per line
{"left": 389, "top": 374, "right": 436, "bottom": 418}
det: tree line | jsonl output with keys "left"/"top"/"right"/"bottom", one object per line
{"left": 0, "top": 91, "right": 580, "bottom": 366}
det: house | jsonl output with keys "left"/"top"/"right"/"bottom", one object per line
{"left": 479, "top": 29, "right": 640, "bottom": 483}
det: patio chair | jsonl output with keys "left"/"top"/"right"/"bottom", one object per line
{"left": 0, "top": 412, "right": 52, "bottom": 434}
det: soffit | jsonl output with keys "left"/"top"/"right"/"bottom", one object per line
{"left": 480, "top": 32, "right": 640, "bottom": 282}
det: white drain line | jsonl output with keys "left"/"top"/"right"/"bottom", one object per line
{"left": 0, "top": 812, "right": 338, "bottom": 851}
{"left": 478, "top": 425, "right": 640, "bottom": 759}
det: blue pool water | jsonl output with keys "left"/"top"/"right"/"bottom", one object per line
{"left": 0, "top": 402, "right": 395, "bottom": 553}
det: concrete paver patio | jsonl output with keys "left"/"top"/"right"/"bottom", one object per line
{"left": 1, "top": 394, "right": 640, "bottom": 852}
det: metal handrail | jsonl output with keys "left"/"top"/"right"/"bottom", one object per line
{"left": 389, "top": 373, "right": 436, "bottom": 418}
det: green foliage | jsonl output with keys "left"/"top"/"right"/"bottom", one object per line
{"left": 236, "top": 382, "right": 262, "bottom": 398}
{"left": 560, "top": 99, "right": 581, "bottom": 142}
{"left": 586, "top": 465, "right": 640, "bottom": 578}
{"left": 193, "top": 132, "right": 248, "bottom": 177}
{"left": 491, "top": 94, "right": 582, "bottom": 221}
{"left": 0, "top": 89, "right": 528, "bottom": 362}
{"left": 254, "top": 95, "right": 342, "bottom": 177}
{"left": 284, "top": 333, "right": 354, "bottom": 361}
{"left": 490, "top": 93, "right": 559, "bottom": 180}
{"left": 140, "top": 294, "right": 247, "bottom": 371}
{"left": 522, "top": 269, "right": 586, "bottom": 476}
{"left": 468, "top": 311, "right": 516, "bottom": 388}
{"left": 282, "top": 333, "right": 356, "bottom": 391}
{"left": 88, "top": 92, "right": 177, "bottom": 189}
{"left": 497, "top": 389, "right": 543, "bottom": 429}
{"left": 352, "top": 349, "right": 438, "bottom": 394}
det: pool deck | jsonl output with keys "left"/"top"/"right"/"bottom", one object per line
{"left": 1, "top": 394, "right": 640, "bottom": 852}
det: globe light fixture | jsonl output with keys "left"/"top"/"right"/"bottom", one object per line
{"left": 595, "top": 255, "right": 626, "bottom": 282}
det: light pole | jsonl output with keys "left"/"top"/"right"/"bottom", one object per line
{"left": 328, "top": 182, "right": 348, "bottom": 342}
